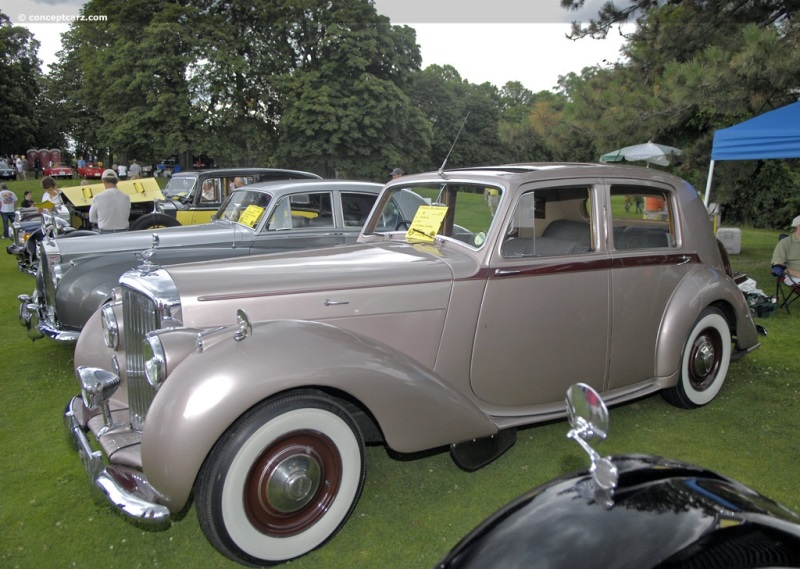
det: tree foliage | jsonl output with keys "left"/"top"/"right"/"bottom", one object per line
{"left": 0, "top": 12, "right": 41, "bottom": 155}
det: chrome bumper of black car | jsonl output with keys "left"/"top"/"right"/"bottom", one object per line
{"left": 63, "top": 396, "right": 171, "bottom": 528}
{"left": 18, "top": 293, "right": 80, "bottom": 342}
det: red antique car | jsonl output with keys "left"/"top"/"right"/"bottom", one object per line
{"left": 43, "top": 164, "right": 74, "bottom": 179}
{"left": 77, "top": 163, "right": 104, "bottom": 179}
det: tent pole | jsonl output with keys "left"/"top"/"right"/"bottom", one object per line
{"left": 703, "top": 160, "right": 715, "bottom": 207}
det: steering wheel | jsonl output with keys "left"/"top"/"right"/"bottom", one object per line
{"left": 395, "top": 220, "right": 411, "bottom": 230}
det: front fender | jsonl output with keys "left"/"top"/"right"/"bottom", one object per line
{"left": 56, "top": 255, "right": 139, "bottom": 330}
{"left": 655, "top": 267, "right": 758, "bottom": 383}
{"left": 141, "top": 319, "right": 496, "bottom": 510}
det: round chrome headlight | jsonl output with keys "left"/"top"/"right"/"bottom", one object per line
{"left": 143, "top": 333, "right": 167, "bottom": 389}
{"left": 101, "top": 304, "right": 119, "bottom": 350}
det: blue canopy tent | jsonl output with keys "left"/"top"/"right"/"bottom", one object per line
{"left": 704, "top": 100, "right": 800, "bottom": 205}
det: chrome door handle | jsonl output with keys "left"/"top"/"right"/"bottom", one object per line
{"left": 324, "top": 299, "right": 349, "bottom": 306}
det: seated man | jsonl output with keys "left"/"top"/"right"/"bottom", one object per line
{"left": 771, "top": 214, "right": 800, "bottom": 285}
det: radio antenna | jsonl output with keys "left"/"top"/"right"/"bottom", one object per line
{"left": 438, "top": 112, "right": 470, "bottom": 177}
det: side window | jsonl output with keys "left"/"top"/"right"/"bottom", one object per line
{"left": 200, "top": 178, "right": 222, "bottom": 204}
{"left": 501, "top": 186, "right": 594, "bottom": 258}
{"left": 268, "top": 192, "right": 333, "bottom": 230}
{"left": 609, "top": 186, "right": 676, "bottom": 250}
{"left": 341, "top": 192, "right": 378, "bottom": 227}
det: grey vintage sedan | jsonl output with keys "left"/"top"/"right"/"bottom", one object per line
{"left": 19, "top": 179, "right": 391, "bottom": 341}
{"left": 65, "top": 163, "right": 760, "bottom": 566}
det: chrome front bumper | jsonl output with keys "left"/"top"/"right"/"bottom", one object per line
{"left": 63, "top": 396, "right": 171, "bottom": 528}
{"left": 18, "top": 293, "right": 80, "bottom": 342}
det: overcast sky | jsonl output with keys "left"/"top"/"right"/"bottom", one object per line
{"left": 6, "top": 0, "right": 629, "bottom": 93}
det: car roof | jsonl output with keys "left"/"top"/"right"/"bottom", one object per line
{"left": 238, "top": 179, "right": 383, "bottom": 194}
{"left": 170, "top": 167, "right": 321, "bottom": 179}
{"left": 397, "top": 162, "right": 684, "bottom": 185}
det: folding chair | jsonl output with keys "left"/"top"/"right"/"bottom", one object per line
{"left": 773, "top": 234, "right": 800, "bottom": 314}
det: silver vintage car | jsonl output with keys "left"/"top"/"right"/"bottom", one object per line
{"left": 19, "top": 179, "right": 386, "bottom": 341}
{"left": 65, "top": 163, "right": 760, "bottom": 566}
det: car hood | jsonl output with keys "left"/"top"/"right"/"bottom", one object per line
{"left": 162, "top": 241, "right": 465, "bottom": 328}
{"left": 47, "top": 220, "right": 246, "bottom": 261}
{"left": 437, "top": 454, "right": 800, "bottom": 568}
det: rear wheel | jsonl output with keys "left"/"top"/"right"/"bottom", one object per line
{"left": 663, "top": 307, "right": 731, "bottom": 409}
{"left": 195, "top": 391, "right": 365, "bottom": 566}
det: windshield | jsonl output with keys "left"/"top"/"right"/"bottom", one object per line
{"left": 365, "top": 183, "right": 501, "bottom": 249}
{"left": 163, "top": 176, "right": 197, "bottom": 199}
{"left": 215, "top": 189, "right": 272, "bottom": 228}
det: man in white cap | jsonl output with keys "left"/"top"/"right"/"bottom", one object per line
{"left": 771, "top": 214, "right": 800, "bottom": 285}
{"left": 89, "top": 169, "right": 131, "bottom": 233}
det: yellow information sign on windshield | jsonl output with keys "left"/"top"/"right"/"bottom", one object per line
{"left": 239, "top": 205, "right": 265, "bottom": 228}
{"left": 406, "top": 205, "right": 448, "bottom": 243}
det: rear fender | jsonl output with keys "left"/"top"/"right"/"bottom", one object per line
{"left": 655, "top": 267, "right": 758, "bottom": 383}
{"left": 141, "top": 319, "right": 496, "bottom": 510}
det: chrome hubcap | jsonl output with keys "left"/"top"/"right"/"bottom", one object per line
{"left": 266, "top": 454, "right": 321, "bottom": 513}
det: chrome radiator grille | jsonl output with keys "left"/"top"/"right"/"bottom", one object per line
{"left": 123, "top": 285, "right": 160, "bottom": 431}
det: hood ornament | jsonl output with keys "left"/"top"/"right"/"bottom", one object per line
{"left": 135, "top": 233, "right": 161, "bottom": 273}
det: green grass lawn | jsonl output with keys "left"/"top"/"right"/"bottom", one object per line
{"left": 1, "top": 211, "right": 798, "bottom": 568}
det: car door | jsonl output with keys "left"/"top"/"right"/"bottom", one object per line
{"left": 251, "top": 190, "right": 344, "bottom": 253}
{"left": 471, "top": 181, "right": 611, "bottom": 407}
{"left": 338, "top": 191, "right": 379, "bottom": 242}
{"left": 604, "top": 181, "right": 690, "bottom": 390}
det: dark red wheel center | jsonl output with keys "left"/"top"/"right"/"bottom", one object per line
{"left": 244, "top": 430, "right": 342, "bottom": 536}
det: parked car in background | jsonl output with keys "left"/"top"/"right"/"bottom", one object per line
{"left": 77, "top": 162, "right": 104, "bottom": 179}
{"left": 20, "top": 179, "right": 385, "bottom": 341}
{"left": 43, "top": 164, "right": 74, "bottom": 179}
{"left": 58, "top": 177, "right": 165, "bottom": 230}
{"left": 129, "top": 167, "right": 320, "bottom": 230}
{"left": 54, "top": 168, "right": 318, "bottom": 232}
{"left": 437, "top": 383, "right": 800, "bottom": 568}
{"left": 6, "top": 206, "right": 92, "bottom": 275}
{"left": 0, "top": 163, "right": 16, "bottom": 180}
{"left": 65, "top": 163, "right": 760, "bottom": 566}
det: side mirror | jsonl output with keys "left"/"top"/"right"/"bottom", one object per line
{"left": 565, "top": 383, "right": 618, "bottom": 504}
{"left": 566, "top": 383, "right": 609, "bottom": 443}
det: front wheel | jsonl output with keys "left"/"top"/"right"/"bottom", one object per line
{"left": 195, "top": 391, "right": 366, "bottom": 566}
{"left": 663, "top": 307, "right": 731, "bottom": 409}
{"left": 129, "top": 212, "right": 181, "bottom": 231}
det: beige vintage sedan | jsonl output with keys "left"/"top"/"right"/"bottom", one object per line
{"left": 65, "top": 163, "right": 760, "bottom": 566}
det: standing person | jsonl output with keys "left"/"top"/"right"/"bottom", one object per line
{"left": 390, "top": 167, "right": 404, "bottom": 180}
{"left": 40, "top": 176, "right": 63, "bottom": 208}
{"left": 484, "top": 187, "right": 500, "bottom": 216}
{"left": 15, "top": 155, "right": 25, "bottom": 180}
{"left": 128, "top": 159, "right": 141, "bottom": 179}
{"left": 33, "top": 156, "right": 42, "bottom": 179}
{"left": 772, "top": 215, "right": 800, "bottom": 285}
{"left": 21, "top": 155, "right": 29, "bottom": 180}
{"left": 89, "top": 169, "right": 131, "bottom": 233}
{"left": 118, "top": 162, "right": 128, "bottom": 180}
{"left": 0, "top": 182, "right": 18, "bottom": 238}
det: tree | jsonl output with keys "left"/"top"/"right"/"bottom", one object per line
{"left": 0, "top": 12, "right": 41, "bottom": 156}
{"left": 272, "top": 1, "right": 431, "bottom": 178}
{"left": 556, "top": 1, "right": 800, "bottom": 226}
{"left": 55, "top": 0, "right": 200, "bottom": 165}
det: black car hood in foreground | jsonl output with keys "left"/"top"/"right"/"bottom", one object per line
{"left": 437, "top": 454, "right": 800, "bottom": 569}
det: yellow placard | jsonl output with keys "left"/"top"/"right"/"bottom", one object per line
{"left": 238, "top": 204, "right": 265, "bottom": 228}
{"left": 406, "top": 205, "right": 448, "bottom": 243}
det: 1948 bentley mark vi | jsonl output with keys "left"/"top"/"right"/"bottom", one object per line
{"left": 65, "top": 163, "right": 760, "bottom": 566}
